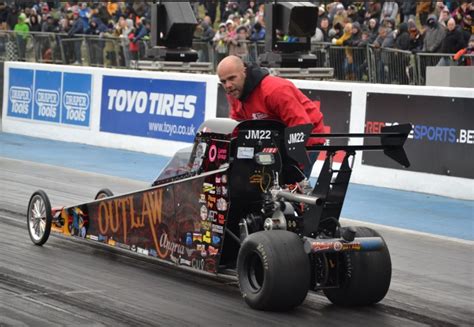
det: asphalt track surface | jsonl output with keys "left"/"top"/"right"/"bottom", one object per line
{"left": 1, "top": 158, "right": 473, "bottom": 326}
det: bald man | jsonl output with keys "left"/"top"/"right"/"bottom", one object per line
{"left": 217, "top": 56, "right": 326, "bottom": 177}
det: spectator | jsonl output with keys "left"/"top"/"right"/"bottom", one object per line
{"left": 0, "top": 2, "right": 8, "bottom": 30}
{"left": 228, "top": 25, "right": 249, "bottom": 61}
{"left": 460, "top": 14, "right": 472, "bottom": 44}
{"left": 133, "top": 17, "right": 149, "bottom": 44}
{"left": 395, "top": 22, "right": 410, "bottom": 50}
{"left": 345, "top": 21, "right": 363, "bottom": 46}
{"left": 408, "top": 20, "right": 423, "bottom": 52}
{"left": 380, "top": 1, "right": 398, "bottom": 25}
{"left": 439, "top": 6, "right": 451, "bottom": 27}
{"left": 68, "top": 10, "right": 84, "bottom": 64}
{"left": 332, "top": 3, "right": 348, "bottom": 28}
{"left": 28, "top": 13, "right": 41, "bottom": 32}
{"left": 423, "top": 14, "right": 447, "bottom": 53}
{"left": 201, "top": 20, "right": 215, "bottom": 44}
{"left": 417, "top": 1, "right": 433, "bottom": 26}
{"left": 453, "top": 0, "right": 471, "bottom": 25}
{"left": 438, "top": 18, "right": 467, "bottom": 65}
{"left": 312, "top": 16, "right": 330, "bottom": 43}
{"left": 453, "top": 34, "right": 474, "bottom": 65}
{"left": 213, "top": 22, "right": 228, "bottom": 64}
{"left": 128, "top": 27, "right": 139, "bottom": 61}
{"left": 250, "top": 21, "right": 265, "bottom": 42}
{"left": 42, "top": 14, "right": 58, "bottom": 33}
{"left": 346, "top": 4, "right": 359, "bottom": 24}
{"left": 6, "top": 4, "right": 19, "bottom": 30}
{"left": 332, "top": 22, "right": 352, "bottom": 46}
{"left": 365, "top": 1, "right": 381, "bottom": 22}
{"left": 14, "top": 13, "right": 29, "bottom": 61}
{"left": 400, "top": 0, "right": 416, "bottom": 23}
{"left": 367, "top": 18, "right": 380, "bottom": 44}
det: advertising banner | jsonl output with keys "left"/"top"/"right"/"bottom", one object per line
{"left": 100, "top": 75, "right": 206, "bottom": 143}
{"left": 61, "top": 72, "right": 92, "bottom": 127}
{"left": 6, "top": 67, "right": 92, "bottom": 127}
{"left": 7, "top": 68, "right": 34, "bottom": 119}
{"left": 363, "top": 93, "right": 474, "bottom": 179}
{"left": 33, "top": 70, "right": 61, "bottom": 123}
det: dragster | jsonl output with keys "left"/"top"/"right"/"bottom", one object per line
{"left": 27, "top": 119, "right": 411, "bottom": 311}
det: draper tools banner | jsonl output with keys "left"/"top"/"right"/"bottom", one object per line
{"left": 363, "top": 93, "right": 474, "bottom": 179}
{"left": 100, "top": 75, "right": 206, "bottom": 143}
{"left": 7, "top": 68, "right": 91, "bottom": 127}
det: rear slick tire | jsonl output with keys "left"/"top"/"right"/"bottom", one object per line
{"left": 237, "top": 230, "right": 310, "bottom": 311}
{"left": 324, "top": 227, "right": 391, "bottom": 306}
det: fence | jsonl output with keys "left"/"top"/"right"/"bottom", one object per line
{"left": 0, "top": 30, "right": 472, "bottom": 85}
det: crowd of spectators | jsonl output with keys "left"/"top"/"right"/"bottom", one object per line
{"left": 0, "top": 1, "right": 473, "bottom": 67}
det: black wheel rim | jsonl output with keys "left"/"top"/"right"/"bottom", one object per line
{"left": 247, "top": 251, "right": 265, "bottom": 292}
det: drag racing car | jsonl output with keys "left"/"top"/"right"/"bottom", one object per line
{"left": 27, "top": 118, "right": 411, "bottom": 311}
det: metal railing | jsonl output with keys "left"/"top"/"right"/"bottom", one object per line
{"left": 0, "top": 30, "right": 472, "bottom": 85}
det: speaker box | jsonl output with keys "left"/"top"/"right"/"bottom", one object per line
{"left": 152, "top": 2, "right": 197, "bottom": 49}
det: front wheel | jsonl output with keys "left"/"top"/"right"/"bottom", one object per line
{"left": 94, "top": 188, "right": 114, "bottom": 200}
{"left": 237, "top": 230, "right": 310, "bottom": 311}
{"left": 27, "top": 190, "right": 53, "bottom": 246}
{"left": 324, "top": 227, "right": 391, "bottom": 306}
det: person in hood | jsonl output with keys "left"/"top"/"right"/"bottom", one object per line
{"left": 14, "top": 12, "right": 29, "bottom": 60}
{"left": 217, "top": 55, "right": 326, "bottom": 178}
{"left": 395, "top": 22, "right": 410, "bottom": 50}
{"left": 423, "top": 14, "right": 447, "bottom": 53}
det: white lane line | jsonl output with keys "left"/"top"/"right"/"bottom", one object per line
{"left": 340, "top": 217, "right": 474, "bottom": 245}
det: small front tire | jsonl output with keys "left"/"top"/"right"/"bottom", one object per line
{"left": 27, "top": 190, "right": 53, "bottom": 246}
{"left": 94, "top": 188, "right": 114, "bottom": 200}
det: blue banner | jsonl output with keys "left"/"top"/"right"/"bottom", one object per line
{"left": 7, "top": 68, "right": 34, "bottom": 119}
{"left": 61, "top": 73, "right": 91, "bottom": 126}
{"left": 33, "top": 70, "right": 61, "bottom": 123}
{"left": 100, "top": 75, "right": 206, "bottom": 143}
{"left": 6, "top": 67, "right": 91, "bottom": 128}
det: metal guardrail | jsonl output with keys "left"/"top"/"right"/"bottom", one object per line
{"left": 0, "top": 30, "right": 472, "bottom": 84}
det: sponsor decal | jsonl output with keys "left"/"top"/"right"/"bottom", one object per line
{"left": 137, "top": 247, "right": 149, "bottom": 256}
{"left": 108, "top": 239, "right": 116, "bottom": 246}
{"left": 180, "top": 258, "right": 192, "bottom": 266}
{"left": 217, "top": 214, "right": 226, "bottom": 225}
{"left": 193, "top": 232, "right": 203, "bottom": 242}
{"left": 212, "top": 224, "right": 223, "bottom": 234}
{"left": 202, "top": 183, "right": 216, "bottom": 194}
{"left": 237, "top": 147, "right": 255, "bottom": 159}
{"left": 333, "top": 241, "right": 343, "bottom": 252}
{"left": 158, "top": 231, "right": 185, "bottom": 259}
{"left": 207, "top": 210, "right": 218, "bottom": 223}
{"left": 208, "top": 246, "right": 218, "bottom": 256}
{"left": 185, "top": 232, "right": 193, "bottom": 246}
{"left": 89, "top": 235, "right": 99, "bottom": 241}
{"left": 212, "top": 235, "right": 221, "bottom": 246}
{"left": 202, "top": 231, "right": 211, "bottom": 244}
{"left": 200, "top": 205, "right": 208, "bottom": 220}
{"left": 262, "top": 148, "right": 278, "bottom": 154}
{"left": 216, "top": 198, "right": 227, "bottom": 211}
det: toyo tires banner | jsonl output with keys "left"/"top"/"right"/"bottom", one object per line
{"left": 363, "top": 93, "right": 474, "bottom": 179}
{"left": 100, "top": 75, "right": 206, "bottom": 143}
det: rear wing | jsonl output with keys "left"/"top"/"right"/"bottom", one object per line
{"left": 284, "top": 123, "right": 412, "bottom": 168}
